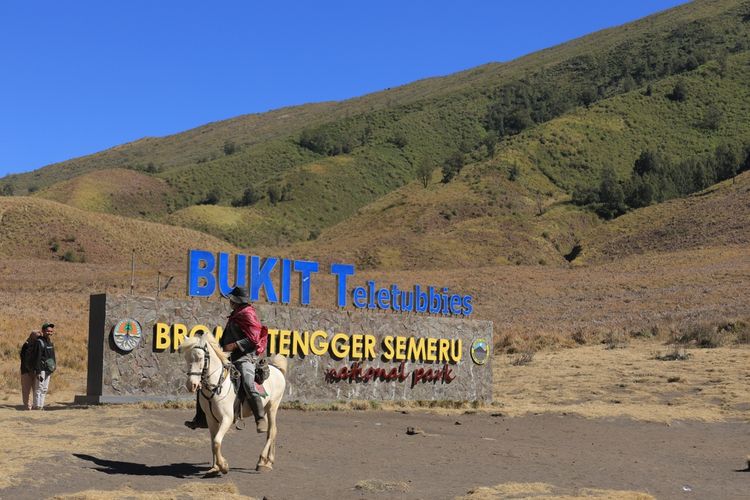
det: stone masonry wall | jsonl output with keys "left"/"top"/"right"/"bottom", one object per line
{"left": 91, "top": 295, "right": 492, "bottom": 403}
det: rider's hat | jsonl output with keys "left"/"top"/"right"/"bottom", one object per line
{"left": 222, "top": 286, "right": 251, "bottom": 304}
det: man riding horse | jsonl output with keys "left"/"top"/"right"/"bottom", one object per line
{"left": 185, "top": 285, "right": 269, "bottom": 433}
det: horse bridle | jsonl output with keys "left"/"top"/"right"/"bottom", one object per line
{"left": 186, "top": 340, "right": 232, "bottom": 399}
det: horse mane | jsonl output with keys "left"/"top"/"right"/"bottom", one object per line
{"left": 203, "top": 332, "right": 230, "bottom": 365}
{"left": 179, "top": 335, "right": 202, "bottom": 359}
{"left": 178, "top": 332, "right": 229, "bottom": 365}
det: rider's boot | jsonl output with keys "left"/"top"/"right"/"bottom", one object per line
{"left": 184, "top": 395, "right": 208, "bottom": 429}
{"left": 249, "top": 394, "right": 267, "bottom": 433}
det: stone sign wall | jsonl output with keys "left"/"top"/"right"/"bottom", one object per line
{"left": 81, "top": 294, "right": 493, "bottom": 404}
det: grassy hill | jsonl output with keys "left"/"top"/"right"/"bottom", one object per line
{"left": 1, "top": 0, "right": 748, "bottom": 248}
{"left": 34, "top": 168, "right": 177, "bottom": 218}
{"left": 578, "top": 170, "right": 750, "bottom": 263}
{"left": 0, "top": 196, "right": 237, "bottom": 265}
{"left": 0, "top": 0, "right": 748, "bottom": 266}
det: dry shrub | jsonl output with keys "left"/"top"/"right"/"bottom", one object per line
{"left": 603, "top": 330, "right": 629, "bottom": 350}
{"left": 675, "top": 322, "right": 723, "bottom": 348}
{"left": 655, "top": 345, "right": 691, "bottom": 361}
{"left": 509, "top": 350, "right": 535, "bottom": 366}
{"left": 629, "top": 324, "right": 660, "bottom": 340}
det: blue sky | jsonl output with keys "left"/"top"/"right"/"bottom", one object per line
{"left": 0, "top": 0, "right": 688, "bottom": 177}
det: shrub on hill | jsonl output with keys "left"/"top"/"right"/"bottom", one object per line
{"left": 575, "top": 140, "right": 750, "bottom": 218}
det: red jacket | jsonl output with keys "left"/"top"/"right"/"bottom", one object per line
{"left": 225, "top": 304, "right": 267, "bottom": 355}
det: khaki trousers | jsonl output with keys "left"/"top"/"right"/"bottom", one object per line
{"left": 21, "top": 372, "right": 34, "bottom": 410}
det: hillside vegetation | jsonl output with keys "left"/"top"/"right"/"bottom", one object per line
{"left": 578, "top": 170, "right": 750, "bottom": 263}
{"left": 1, "top": 0, "right": 749, "bottom": 256}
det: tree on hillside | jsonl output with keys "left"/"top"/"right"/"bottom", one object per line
{"left": 668, "top": 79, "right": 688, "bottom": 102}
{"left": 597, "top": 166, "right": 626, "bottom": 219}
{"left": 233, "top": 186, "right": 261, "bottom": 207}
{"left": 441, "top": 152, "right": 465, "bottom": 183}
{"left": 634, "top": 150, "right": 661, "bottom": 177}
{"left": 200, "top": 189, "right": 220, "bottom": 205}
{"left": 508, "top": 164, "right": 520, "bottom": 182}
{"left": 223, "top": 140, "right": 237, "bottom": 156}
{"left": 417, "top": 158, "right": 434, "bottom": 188}
{"left": 481, "top": 132, "right": 498, "bottom": 158}
{"left": 714, "top": 143, "right": 739, "bottom": 182}
{"left": 1, "top": 183, "right": 14, "bottom": 196}
{"left": 700, "top": 105, "right": 723, "bottom": 131}
{"left": 267, "top": 185, "right": 281, "bottom": 205}
{"left": 624, "top": 175, "right": 654, "bottom": 208}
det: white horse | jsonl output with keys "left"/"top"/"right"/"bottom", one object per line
{"left": 180, "top": 333, "right": 287, "bottom": 474}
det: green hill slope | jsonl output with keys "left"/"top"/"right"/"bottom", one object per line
{"left": 2, "top": 0, "right": 749, "bottom": 260}
{"left": 34, "top": 168, "right": 177, "bottom": 218}
{"left": 578, "top": 170, "right": 750, "bottom": 263}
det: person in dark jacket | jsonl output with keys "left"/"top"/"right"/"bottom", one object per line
{"left": 185, "top": 286, "right": 269, "bottom": 432}
{"left": 19, "top": 331, "right": 40, "bottom": 410}
{"left": 31, "top": 323, "right": 56, "bottom": 410}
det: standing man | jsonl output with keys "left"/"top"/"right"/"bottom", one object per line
{"left": 32, "top": 323, "right": 57, "bottom": 410}
{"left": 19, "top": 331, "right": 40, "bottom": 410}
{"left": 184, "top": 286, "right": 268, "bottom": 432}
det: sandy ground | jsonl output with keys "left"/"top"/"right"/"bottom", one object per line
{"left": 1, "top": 397, "right": 748, "bottom": 500}
{"left": 2, "top": 343, "right": 749, "bottom": 499}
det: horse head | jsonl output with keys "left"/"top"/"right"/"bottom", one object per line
{"left": 179, "top": 335, "right": 206, "bottom": 393}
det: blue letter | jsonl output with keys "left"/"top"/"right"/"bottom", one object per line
{"left": 188, "top": 249, "right": 215, "bottom": 297}
{"left": 218, "top": 253, "right": 248, "bottom": 296}
{"left": 294, "top": 260, "right": 319, "bottom": 305}
{"left": 280, "top": 259, "right": 292, "bottom": 304}
{"left": 250, "top": 256, "right": 278, "bottom": 303}
{"left": 352, "top": 287, "right": 367, "bottom": 308}
{"left": 462, "top": 295, "right": 473, "bottom": 316}
{"left": 331, "top": 263, "right": 355, "bottom": 307}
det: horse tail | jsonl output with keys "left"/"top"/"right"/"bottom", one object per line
{"left": 268, "top": 354, "right": 288, "bottom": 378}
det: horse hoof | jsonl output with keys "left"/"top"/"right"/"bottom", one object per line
{"left": 256, "top": 464, "right": 273, "bottom": 473}
{"left": 220, "top": 462, "right": 229, "bottom": 474}
{"left": 204, "top": 467, "right": 221, "bottom": 477}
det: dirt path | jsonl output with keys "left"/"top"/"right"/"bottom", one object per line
{"left": 1, "top": 403, "right": 748, "bottom": 499}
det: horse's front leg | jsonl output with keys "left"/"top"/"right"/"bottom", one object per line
{"left": 257, "top": 402, "right": 278, "bottom": 472}
{"left": 212, "top": 416, "right": 233, "bottom": 474}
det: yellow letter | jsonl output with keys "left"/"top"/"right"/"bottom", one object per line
{"left": 213, "top": 326, "right": 224, "bottom": 343}
{"left": 292, "top": 330, "right": 310, "bottom": 357}
{"left": 427, "top": 337, "right": 437, "bottom": 362}
{"left": 382, "top": 336, "right": 394, "bottom": 361}
{"left": 395, "top": 336, "right": 407, "bottom": 361}
{"left": 450, "top": 339, "right": 463, "bottom": 363}
{"left": 154, "top": 323, "right": 170, "bottom": 351}
{"left": 406, "top": 337, "right": 426, "bottom": 361}
{"left": 363, "top": 334, "right": 376, "bottom": 360}
{"left": 171, "top": 323, "right": 188, "bottom": 351}
{"left": 266, "top": 328, "right": 280, "bottom": 354}
{"left": 438, "top": 338, "right": 450, "bottom": 362}
{"left": 330, "top": 333, "right": 350, "bottom": 359}
{"left": 310, "top": 330, "right": 328, "bottom": 355}
{"left": 189, "top": 324, "right": 210, "bottom": 337}
{"left": 350, "top": 334, "right": 363, "bottom": 359}
{"left": 278, "top": 330, "right": 292, "bottom": 356}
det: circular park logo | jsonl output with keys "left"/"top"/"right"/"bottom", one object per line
{"left": 112, "top": 319, "right": 143, "bottom": 352}
{"left": 470, "top": 338, "right": 489, "bottom": 365}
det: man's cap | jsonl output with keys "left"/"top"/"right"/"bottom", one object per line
{"left": 221, "top": 286, "right": 250, "bottom": 304}
{"left": 41, "top": 322, "right": 55, "bottom": 330}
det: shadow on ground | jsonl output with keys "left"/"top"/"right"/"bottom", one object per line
{"left": 72, "top": 453, "right": 220, "bottom": 478}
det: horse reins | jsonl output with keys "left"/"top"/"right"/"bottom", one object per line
{"left": 187, "top": 341, "right": 238, "bottom": 423}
